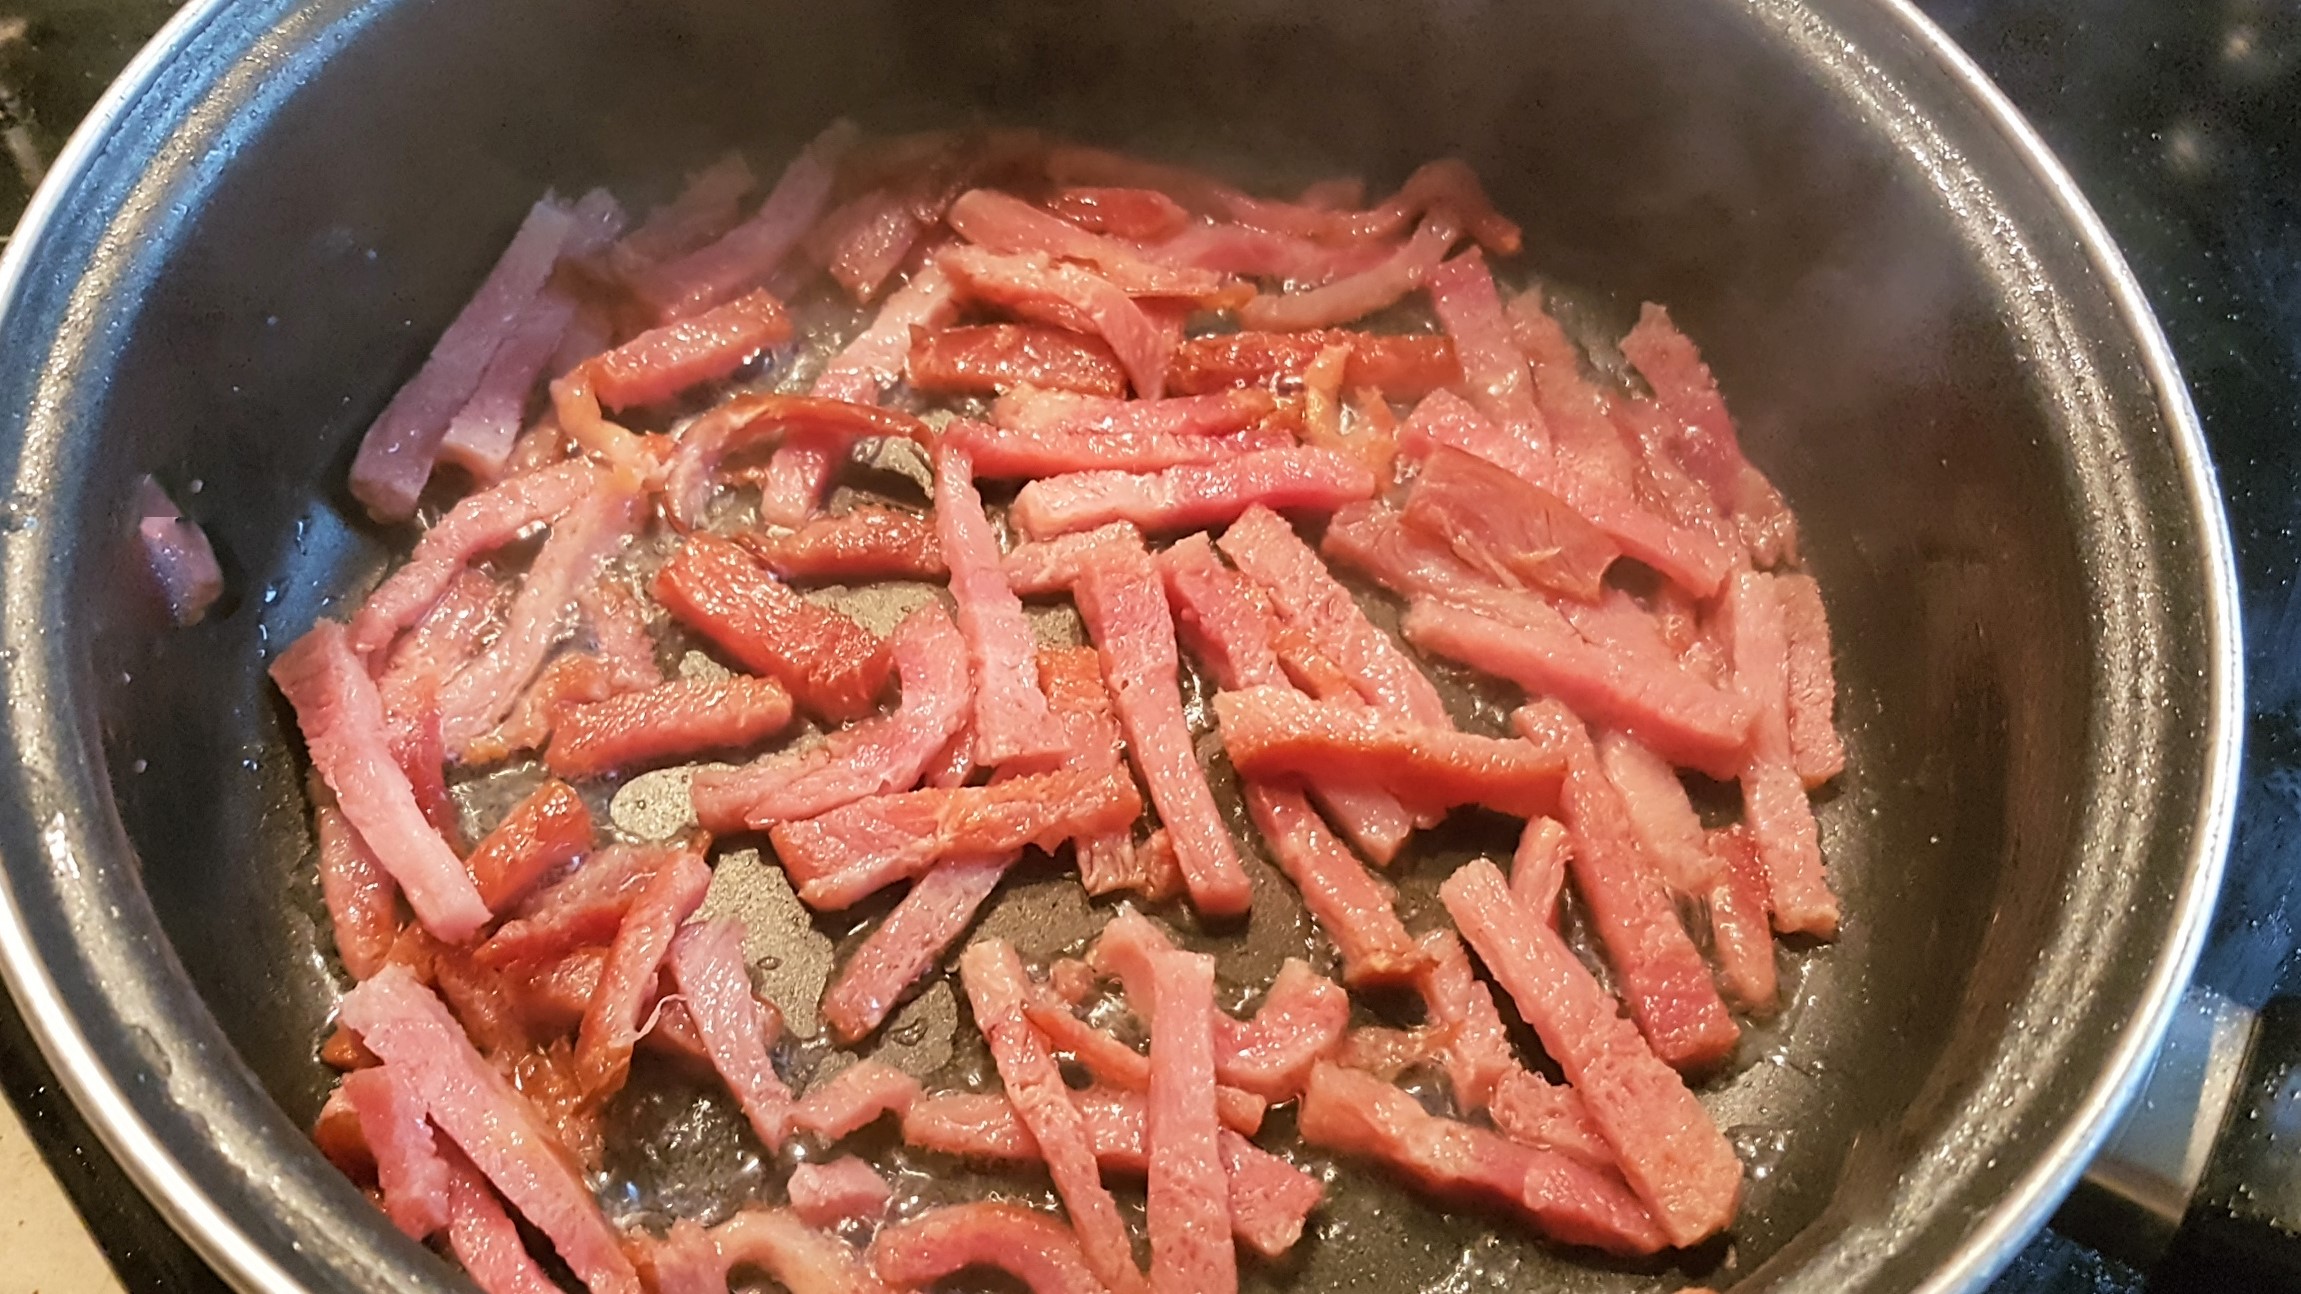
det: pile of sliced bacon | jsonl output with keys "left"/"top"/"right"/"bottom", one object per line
{"left": 281, "top": 120, "right": 1843, "bottom": 1294}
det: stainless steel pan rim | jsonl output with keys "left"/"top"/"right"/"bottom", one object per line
{"left": 0, "top": 1, "right": 2244, "bottom": 1292}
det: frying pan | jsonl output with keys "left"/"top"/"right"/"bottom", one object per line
{"left": 0, "top": 0, "right": 2250, "bottom": 1290}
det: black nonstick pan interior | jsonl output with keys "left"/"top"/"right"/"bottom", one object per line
{"left": 0, "top": 0, "right": 2233, "bottom": 1291}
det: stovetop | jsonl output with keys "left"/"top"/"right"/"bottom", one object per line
{"left": 0, "top": 1, "right": 2292, "bottom": 1290}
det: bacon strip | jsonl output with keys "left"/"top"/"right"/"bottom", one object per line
{"left": 350, "top": 197, "right": 579, "bottom": 522}
{"left": 654, "top": 534, "right": 893, "bottom": 723}
{"left": 1405, "top": 444, "right": 1618, "bottom": 601}
{"left": 944, "top": 415, "right": 1287, "bottom": 479}
{"left": 1237, "top": 209, "right": 1461, "bottom": 331}
{"left": 1146, "top": 948, "right": 1234, "bottom": 1294}
{"left": 1214, "top": 686, "right": 1562, "bottom": 819}
{"left": 474, "top": 843, "right": 674, "bottom": 967}
{"left": 788, "top": 1157, "right": 892, "bottom": 1231}
{"left": 1426, "top": 249, "right": 1547, "bottom": 450}
{"left": 992, "top": 386, "right": 1277, "bottom": 439}
{"left": 809, "top": 186, "right": 928, "bottom": 305}
{"left": 1011, "top": 445, "right": 1376, "bottom": 541}
{"left": 1725, "top": 571, "right": 1839, "bottom": 936}
{"left": 1297, "top": 1062, "right": 1666, "bottom": 1256}
{"left": 667, "top": 918, "right": 794, "bottom": 1151}
{"left": 1020, "top": 997, "right": 1266, "bottom": 1135}
{"left": 613, "top": 153, "right": 756, "bottom": 270}
{"left": 959, "top": 940, "right": 1148, "bottom": 1294}
{"left": 938, "top": 245, "right": 1175, "bottom": 397}
{"left": 440, "top": 1149, "right": 562, "bottom": 1294}
{"left": 545, "top": 673, "right": 794, "bottom": 780}
{"left": 666, "top": 393, "right": 934, "bottom": 531}
{"left": 1049, "top": 186, "right": 1190, "bottom": 240}
{"left": 1620, "top": 304, "right": 1798, "bottom": 566}
{"left": 1706, "top": 825, "right": 1780, "bottom": 1013}
{"left": 1243, "top": 785, "right": 1419, "bottom": 985}
{"left": 1439, "top": 860, "right": 1741, "bottom": 1247}
{"left": 938, "top": 447, "right": 1069, "bottom": 767}
{"left": 1166, "top": 329, "right": 1459, "bottom": 399}
{"left": 1778, "top": 572, "right": 1847, "bottom": 786}
{"left": 870, "top": 1203, "right": 1103, "bottom": 1294}
{"left": 312, "top": 791, "right": 400, "bottom": 980}
{"left": 338, "top": 967, "right": 641, "bottom": 1294}
{"left": 271, "top": 621, "right": 489, "bottom": 942}
{"left": 908, "top": 323, "right": 1128, "bottom": 398}
{"left": 788, "top": 1060, "right": 922, "bottom": 1141}
{"left": 630, "top": 120, "right": 856, "bottom": 321}
{"left": 1489, "top": 1069, "right": 1615, "bottom": 1168}
{"left": 948, "top": 187, "right": 1235, "bottom": 302}
{"left": 1593, "top": 731, "right": 1721, "bottom": 897}
{"left": 819, "top": 854, "right": 1007, "bottom": 1045}
{"left": 739, "top": 508, "right": 946, "bottom": 583}
{"left": 588, "top": 291, "right": 794, "bottom": 413}
{"left": 1516, "top": 702, "right": 1738, "bottom": 1071}
{"left": 575, "top": 847, "right": 710, "bottom": 1097}
{"left": 709, "top": 1206, "right": 889, "bottom": 1294}
{"left": 1209, "top": 958, "right": 1351, "bottom": 1103}
{"left": 465, "top": 778, "right": 592, "bottom": 912}
{"left": 342, "top": 1064, "right": 451, "bottom": 1239}
{"left": 689, "top": 603, "right": 966, "bottom": 832}
{"left": 1511, "top": 815, "right": 1571, "bottom": 923}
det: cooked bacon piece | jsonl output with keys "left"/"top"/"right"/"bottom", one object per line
{"left": 1620, "top": 304, "right": 1798, "bottom": 566}
{"left": 908, "top": 324, "right": 1127, "bottom": 398}
{"left": 312, "top": 790, "right": 400, "bottom": 981}
{"left": 1044, "top": 531, "right": 1252, "bottom": 917}
{"left": 689, "top": 603, "right": 966, "bottom": 832}
{"left": 375, "top": 572, "right": 498, "bottom": 836}
{"left": 1032, "top": 644, "right": 1141, "bottom": 880}
{"left": 134, "top": 476, "right": 223, "bottom": 626}
{"left": 992, "top": 386, "right": 1278, "bottom": 439}
{"left": 790, "top": 1060, "right": 922, "bottom": 1141}
{"left": 349, "top": 460, "right": 596, "bottom": 657}
{"left": 1021, "top": 996, "right": 1267, "bottom": 1135}
{"left": 788, "top": 1157, "right": 893, "bottom": 1231}
{"left": 1048, "top": 186, "right": 1191, "bottom": 240}
{"left": 613, "top": 153, "right": 757, "bottom": 271}
{"left": 870, "top": 1202, "right": 1103, "bottom": 1294}
{"left": 1778, "top": 572, "right": 1846, "bottom": 787}
{"left": 1210, "top": 958, "right": 1351, "bottom": 1102}
{"left": 1238, "top": 209, "right": 1461, "bottom": 331}
{"left": 1297, "top": 1063, "right": 1666, "bottom": 1256}
{"left": 460, "top": 650, "right": 620, "bottom": 768}
{"left": 1010, "top": 445, "right": 1375, "bottom": 541}
{"left": 1214, "top": 686, "right": 1562, "bottom": 819}
{"left": 667, "top": 919, "right": 795, "bottom": 1151}
{"left": 901, "top": 1090, "right": 1319, "bottom": 1256}
{"left": 1489, "top": 1069, "right": 1615, "bottom": 1169}
{"left": 1217, "top": 505, "right": 1451, "bottom": 731}
{"left": 948, "top": 188, "right": 1236, "bottom": 303}
{"left": 440, "top": 1149, "right": 562, "bottom": 1294}
{"left": 775, "top": 769, "right": 1142, "bottom": 910}
{"left": 1512, "top": 815, "right": 1571, "bottom": 923}
{"left": 1413, "top": 929, "right": 1518, "bottom": 1113}
{"left": 1244, "top": 785, "right": 1420, "bottom": 985}
{"left": 943, "top": 415, "right": 1284, "bottom": 480}
{"left": 342, "top": 1064, "right": 451, "bottom": 1239}
{"left": 665, "top": 393, "right": 934, "bottom": 529}
{"left": 582, "top": 289, "right": 793, "bottom": 410}
{"left": 1427, "top": 250, "right": 1547, "bottom": 445}
{"left": 959, "top": 940, "right": 1148, "bottom": 1294}
{"left": 1405, "top": 445, "right": 1619, "bottom": 601}
{"left": 474, "top": 843, "right": 669, "bottom": 967}
{"left": 350, "top": 197, "right": 579, "bottom": 522}
{"left": 708, "top": 1206, "right": 888, "bottom": 1294}
{"left": 937, "top": 448, "right": 1068, "bottom": 767}
{"left": 738, "top": 508, "right": 945, "bottom": 584}
{"left": 546, "top": 673, "right": 793, "bottom": 779}
{"left": 1402, "top": 598, "right": 1752, "bottom": 780}
{"left": 938, "top": 245, "right": 1175, "bottom": 397}
{"left": 654, "top": 534, "right": 892, "bottom": 723}
{"left": 464, "top": 779, "right": 592, "bottom": 912}
{"left": 1438, "top": 860, "right": 1742, "bottom": 1247}
{"left": 818, "top": 854, "right": 1005, "bottom": 1045}
{"left": 1593, "top": 732, "right": 1721, "bottom": 897}
{"left": 1724, "top": 571, "right": 1839, "bottom": 936}
{"left": 272, "top": 621, "right": 489, "bottom": 942}
{"left": 1516, "top": 702, "right": 1737, "bottom": 1070}
{"left": 1136, "top": 221, "right": 1391, "bottom": 287}
{"left": 339, "top": 967, "right": 642, "bottom": 1294}
{"left": 1146, "top": 947, "right": 1234, "bottom": 1294}
{"left": 629, "top": 120, "right": 856, "bottom": 321}
{"left": 439, "top": 482, "right": 646, "bottom": 754}
{"left": 808, "top": 186, "right": 929, "bottom": 304}
{"left": 575, "top": 847, "right": 710, "bottom": 1098}
{"left": 1706, "top": 825, "right": 1779, "bottom": 1013}
{"left": 811, "top": 262, "right": 962, "bottom": 405}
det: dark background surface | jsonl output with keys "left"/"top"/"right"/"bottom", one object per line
{"left": 0, "top": 1, "right": 2290, "bottom": 1291}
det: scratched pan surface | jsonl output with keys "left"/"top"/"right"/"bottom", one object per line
{"left": 0, "top": 1, "right": 2235, "bottom": 1292}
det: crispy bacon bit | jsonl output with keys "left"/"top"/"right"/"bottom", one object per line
{"left": 653, "top": 534, "right": 892, "bottom": 723}
{"left": 1238, "top": 210, "right": 1462, "bottom": 331}
{"left": 1405, "top": 445, "right": 1619, "bottom": 601}
{"left": 575, "top": 847, "right": 709, "bottom": 1098}
{"left": 688, "top": 603, "right": 966, "bottom": 832}
{"left": 1438, "top": 859, "right": 1741, "bottom": 1248}
{"left": 775, "top": 769, "right": 1143, "bottom": 911}
{"left": 271, "top": 621, "right": 490, "bottom": 943}
{"left": 464, "top": 779, "right": 592, "bottom": 912}
{"left": 992, "top": 386, "right": 1278, "bottom": 439}
{"left": 1620, "top": 303, "right": 1798, "bottom": 566}
{"left": 870, "top": 1202, "right": 1104, "bottom": 1294}
{"left": 938, "top": 447, "right": 1070, "bottom": 767}
{"left": 739, "top": 508, "right": 946, "bottom": 583}
{"left": 135, "top": 476, "right": 224, "bottom": 626}
{"left": 708, "top": 1206, "right": 888, "bottom": 1294}
{"left": 338, "top": 967, "right": 642, "bottom": 1294}
{"left": 909, "top": 323, "right": 1128, "bottom": 398}
{"left": 1010, "top": 445, "right": 1376, "bottom": 541}
{"left": 1048, "top": 186, "right": 1191, "bottom": 240}
{"left": 545, "top": 673, "right": 794, "bottom": 779}
{"left": 938, "top": 245, "right": 1176, "bottom": 397}
{"left": 788, "top": 1157, "right": 893, "bottom": 1231}
{"left": 943, "top": 415, "right": 1286, "bottom": 480}
{"left": 667, "top": 919, "right": 795, "bottom": 1151}
{"left": 342, "top": 1064, "right": 451, "bottom": 1239}
{"left": 349, "top": 198, "right": 580, "bottom": 522}
{"left": 583, "top": 289, "right": 793, "bottom": 410}
{"left": 312, "top": 790, "right": 401, "bottom": 981}
{"left": 959, "top": 940, "right": 1149, "bottom": 1294}
{"left": 1706, "top": 825, "right": 1780, "bottom": 1013}
{"left": 630, "top": 120, "right": 856, "bottom": 321}
{"left": 1214, "top": 686, "right": 1563, "bottom": 819}
{"left": 1778, "top": 572, "right": 1846, "bottom": 787}
{"left": 1146, "top": 947, "right": 1235, "bottom": 1294}
{"left": 1297, "top": 1063, "right": 1666, "bottom": 1256}
{"left": 1724, "top": 571, "right": 1839, "bottom": 936}
{"left": 665, "top": 393, "right": 934, "bottom": 530}
{"left": 790, "top": 1060, "right": 922, "bottom": 1141}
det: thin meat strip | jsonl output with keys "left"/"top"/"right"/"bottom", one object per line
{"left": 788, "top": 1158, "right": 893, "bottom": 1231}
{"left": 1009, "top": 445, "right": 1376, "bottom": 541}
{"left": 739, "top": 508, "right": 947, "bottom": 583}
{"left": 1213, "top": 685, "right": 1564, "bottom": 820}
{"left": 546, "top": 674, "right": 794, "bottom": 780}
{"left": 574, "top": 847, "right": 710, "bottom": 1097}
{"left": 654, "top": 534, "right": 894, "bottom": 724}
{"left": 667, "top": 919, "right": 794, "bottom": 1151}
{"left": 938, "top": 445, "right": 1069, "bottom": 766}
{"left": 1145, "top": 948, "right": 1234, "bottom": 1294}
{"left": 342, "top": 1064, "right": 452, "bottom": 1239}
{"left": 870, "top": 1202, "right": 1104, "bottom": 1294}
{"left": 1724, "top": 570, "right": 1840, "bottom": 936}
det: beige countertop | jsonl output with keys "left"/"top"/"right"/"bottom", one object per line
{"left": 0, "top": 1091, "right": 128, "bottom": 1294}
